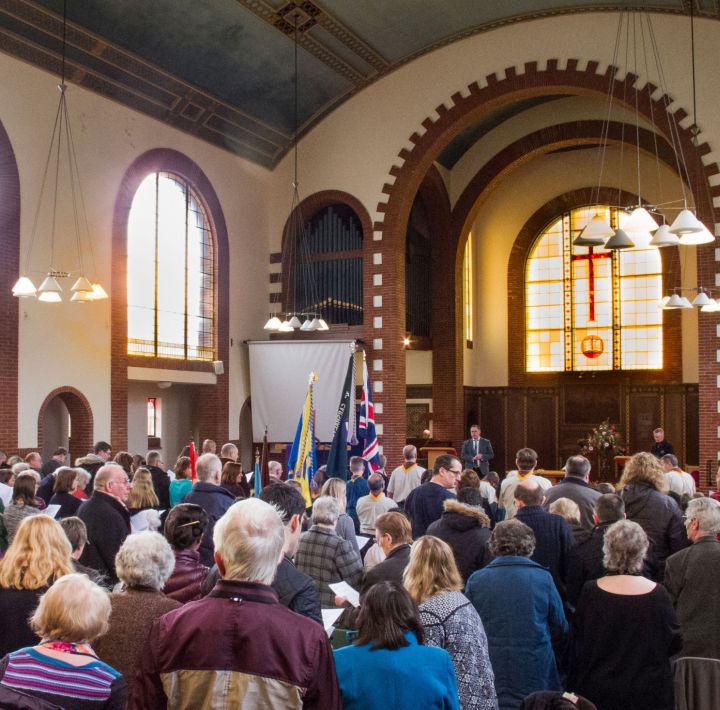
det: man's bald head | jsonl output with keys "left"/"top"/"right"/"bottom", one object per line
{"left": 514, "top": 479, "right": 543, "bottom": 507}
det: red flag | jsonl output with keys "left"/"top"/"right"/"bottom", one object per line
{"left": 188, "top": 440, "right": 198, "bottom": 483}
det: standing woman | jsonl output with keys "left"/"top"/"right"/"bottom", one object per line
{"left": 170, "top": 456, "right": 193, "bottom": 507}
{"left": 0, "top": 516, "right": 73, "bottom": 658}
{"left": 48, "top": 466, "right": 82, "bottom": 518}
{"left": 334, "top": 581, "right": 459, "bottom": 710}
{"left": 127, "top": 468, "right": 161, "bottom": 533}
{"left": 220, "top": 461, "right": 249, "bottom": 499}
{"left": 569, "top": 520, "right": 681, "bottom": 710}
{"left": 322, "top": 477, "right": 361, "bottom": 554}
{"left": 405, "top": 536, "right": 496, "bottom": 710}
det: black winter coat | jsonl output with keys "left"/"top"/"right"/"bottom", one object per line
{"left": 77, "top": 491, "right": 131, "bottom": 584}
{"left": 426, "top": 499, "right": 492, "bottom": 582}
{"left": 148, "top": 465, "right": 171, "bottom": 510}
{"left": 620, "top": 482, "right": 689, "bottom": 581}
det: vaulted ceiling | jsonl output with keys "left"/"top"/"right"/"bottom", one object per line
{"left": 1, "top": 1, "right": 717, "bottom": 167}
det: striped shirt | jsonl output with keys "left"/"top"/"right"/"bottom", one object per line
{"left": 0, "top": 646, "right": 127, "bottom": 709}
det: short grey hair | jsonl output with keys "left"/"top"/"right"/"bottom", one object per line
{"left": 196, "top": 453, "right": 221, "bottom": 482}
{"left": 213, "top": 498, "right": 284, "bottom": 584}
{"left": 403, "top": 445, "right": 417, "bottom": 461}
{"left": 146, "top": 450, "right": 162, "bottom": 467}
{"left": 686, "top": 497, "right": 720, "bottom": 533}
{"left": 603, "top": 520, "right": 648, "bottom": 574}
{"left": 93, "top": 463, "right": 125, "bottom": 491}
{"left": 12, "top": 462, "right": 30, "bottom": 476}
{"left": 565, "top": 455, "right": 591, "bottom": 479}
{"left": 73, "top": 467, "right": 91, "bottom": 486}
{"left": 115, "top": 531, "right": 175, "bottom": 590}
{"left": 312, "top": 495, "right": 340, "bottom": 525}
{"left": 549, "top": 497, "right": 581, "bottom": 525}
{"left": 489, "top": 520, "right": 536, "bottom": 558}
{"left": 220, "top": 443, "right": 238, "bottom": 459}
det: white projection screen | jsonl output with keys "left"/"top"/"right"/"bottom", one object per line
{"left": 248, "top": 340, "right": 356, "bottom": 442}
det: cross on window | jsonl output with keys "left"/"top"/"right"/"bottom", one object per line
{"left": 572, "top": 247, "right": 611, "bottom": 322}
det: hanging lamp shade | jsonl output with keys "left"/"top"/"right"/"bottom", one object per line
{"left": 308, "top": 317, "right": 321, "bottom": 331}
{"left": 604, "top": 229, "right": 635, "bottom": 250}
{"left": 70, "top": 275, "right": 94, "bottom": 293}
{"left": 300, "top": 317, "right": 313, "bottom": 331}
{"left": 317, "top": 318, "right": 330, "bottom": 331}
{"left": 38, "top": 290, "right": 62, "bottom": 303}
{"left": 663, "top": 294, "right": 686, "bottom": 309}
{"left": 263, "top": 315, "right": 282, "bottom": 331}
{"left": 669, "top": 209, "right": 704, "bottom": 235}
{"left": 38, "top": 274, "right": 63, "bottom": 295}
{"left": 692, "top": 290, "right": 712, "bottom": 307}
{"left": 624, "top": 207, "right": 659, "bottom": 233}
{"left": 70, "top": 290, "right": 93, "bottom": 303}
{"left": 89, "top": 283, "right": 108, "bottom": 300}
{"left": 12, "top": 276, "right": 37, "bottom": 298}
{"left": 573, "top": 215, "right": 613, "bottom": 246}
{"left": 288, "top": 315, "right": 302, "bottom": 329}
{"left": 679, "top": 224, "right": 715, "bottom": 245}
{"left": 678, "top": 296, "right": 693, "bottom": 308}
{"left": 701, "top": 299, "right": 720, "bottom": 313}
{"left": 650, "top": 225, "right": 680, "bottom": 247}
{"left": 278, "top": 319, "right": 294, "bottom": 332}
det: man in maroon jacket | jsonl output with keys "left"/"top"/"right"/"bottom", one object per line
{"left": 133, "top": 498, "right": 341, "bottom": 709}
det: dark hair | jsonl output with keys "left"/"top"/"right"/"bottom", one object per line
{"left": 433, "top": 454, "right": 459, "bottom": 476}
{"left": 0, "top": 469, "right": 13, "bottom": 484}
{"left": 595, "top": 493, "right": 625, "bottom": 523}
{"left": 596, "top": 482, "right": 615, "bottom": 495}
{"left": 661, "top": 453, "right": 679, "bottom": 468}
{"left": 513, "top": 480, "right": 543, "bottom": 506}
{"left": 59, "top": 516, "right": 88, "bottom": 551}
{"left": 515, "top": 448, "right": 538, "bottom": 471}
{"left": 221, "top": 461, "right": 243, "bottom": 487}
{"left": 457, "top": 487, "right": 483, "bottom": 506}
{"left": 349, "top": 457, "right": 365, "bottom": 473}
{"left": 174, "top": 456, "right": 191, "bottom": 479}
{"left": 458, "top": 469, "right": 481, "bottom": 490}
{"left": 94, "top": 441, "right": 111, "bottom": 455}
{"left": 565, "top": 455, "right": 591, "bottom": 479}
{"left": 53, "top": 467, "right": 77, "bottom": 493}
{"left": 113, "top": 451, "right": 134, "bottom": 474}
{"left": 164, "top": 504, "right": 209, "bottom": 550}
{"left": 13, "top": 473, "right": 37, "bottom": 505}
{"left": 483, "top": 471, "right": 500, "bottom": 485}
{"left": 368, "top": 474, "right": 384, "bottom": 493}
{"left": 52, "top": 447, "right": 68, "bottom": 457}
{"left": 260, "top": 482, "right": 306, "bottom": 524}
{"left": 355, "top": 582, "right": 425, "bottom": 650}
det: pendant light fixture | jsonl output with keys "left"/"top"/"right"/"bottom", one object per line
{"left": 12, "top": 0, "right": 107, "bottom": 303}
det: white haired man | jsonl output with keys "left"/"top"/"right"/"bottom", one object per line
{"left": 133, "top": 499, "right": 342, "bottom": 708}
{"left": 664, "top": 497, "right": 720, "bottom": 658}
{"left": 182, "top": 453, "right": 235, "bottom": 566}
{"left": 387, "top": 445, "right": 425, "bottom": 509}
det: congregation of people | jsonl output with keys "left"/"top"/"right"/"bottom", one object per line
{"left": 0, "top": 428, "right": 718, "bottom": 709}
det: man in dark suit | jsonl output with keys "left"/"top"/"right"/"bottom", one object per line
{"left": 460, "top": 424, "right": 494, "bottom": 476}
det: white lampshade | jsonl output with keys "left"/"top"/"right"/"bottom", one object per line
{"left": 70, "top": 275, "right": 94, "bottom": 293}
{"left": 278, "top": 319, "right": 294, "bottom": 332}
{"left": 701, "top": 299, "right": 720, "bottom": 313}
{"left": 624, "top": 207, "right": 659, "bottom": 233}
{"left": 38, "top": 274, "right": 63, "bottom": 295}
{"left": 300, "top": 317, "right": 313, "bottom": 331}
{"left": 12, "top": 276, "right": 37, "bottom": 298}
{"left": 308, "top": 317, "right": 321, "bottom": 330}
{"left": 288, "top": 315, "right": 302, "bottom": 328}
{"left": 263, "top": 315, "right": 282, "bottom": 331}
{"left": 605, "top": 229, "right": 634, "bottom": 250}
{"left": 669, "top": 209, "right": 704, "bottom": 235}
{"left": 663, "top": 294, "right": 685, "bottom": 309}
{"left": 678, "top": 296, "right": 693, "bottom": 309}
{"left": 650, "top": 225, "right": 680, "bottom": 247}
{"left": 659, "top": 295, "right": 671, "bottom": 308}
{"left": 37, "top": 291, "right": 62, "bottom": 303}
{"left": 89, "top": 283, "right": 108, "bottom": 300}
{"left": 70, "top": 290, "right": 93, "bottom": 303}
{"left": 692, "top": 291, "right": 712, "bottom": 307}
{"left": 317, "top": 318, "right": 330, "bottom": 331}
{"left": 679, "top": 224, "right": 715, "bottom": 245}
{"left": 573, "top": 214, "right": 614, "bottom": 246}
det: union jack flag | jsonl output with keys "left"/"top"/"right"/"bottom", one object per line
{"left": 359, "top": 355, "right": 382, "bottom": 472}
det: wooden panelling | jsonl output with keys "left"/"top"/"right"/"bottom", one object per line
{"left": 527, "top": 394, "right": 557, "bottom": 470}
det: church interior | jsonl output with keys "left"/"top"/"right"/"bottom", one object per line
{"left": 1, "top": 0, "right": 718, "bottom": 483}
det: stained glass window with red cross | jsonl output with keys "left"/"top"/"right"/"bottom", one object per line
{"left": 526, "top": 205, "right": 662, "bottom": 372}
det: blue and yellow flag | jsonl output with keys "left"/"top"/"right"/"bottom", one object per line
{"left": 287, "top": 372, "right": 318, "bottom": 507}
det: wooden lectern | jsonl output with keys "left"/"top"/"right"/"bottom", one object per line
{"left": 420, "top": 447, "right": 457, "bottom": 470}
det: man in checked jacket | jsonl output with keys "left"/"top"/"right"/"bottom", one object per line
{"left": 295, "top": 495, "right": 364, "bottom": 607}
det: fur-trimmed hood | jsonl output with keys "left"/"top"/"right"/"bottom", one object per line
{"left": 442, "top": 498, "right": 491, "bottom": 528}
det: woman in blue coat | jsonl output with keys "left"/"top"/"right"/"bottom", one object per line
{"left": 465, "top": 519, "right": 568, "bottom": 709}
{"left": 334, "top": 581, "right": 459, "bottom": 710}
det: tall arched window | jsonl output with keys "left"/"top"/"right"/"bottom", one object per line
{"left": 127, "top": 172, "right": 215, "bottom": 360}
{"left": 526, "top": 205, "right": 662, "bottom": 372}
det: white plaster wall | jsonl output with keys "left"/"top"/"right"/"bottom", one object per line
{"left": 0, "top": 51, "right": 271, "bottom": 447}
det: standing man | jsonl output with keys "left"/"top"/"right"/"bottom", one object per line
{"left": 346, "top": 457, "right": 370, "bottom": 533}
{"left": 661, "top": 454, "right": 696, "bottom": 497}
{"left": 461, "top": 425, "right": 494, "bottom": 477}
{"left": 404, "top": 454, "right": 460, "bottom": 538}
{"left": 387, "top": 445, "right": 424, "bottom": 509}
{"left": 268, "top": 460, "right": 284, "bottom": 483}
{"left": 543, "top": 455, "right": 601, "bottom": 530}
{"left": 664, "top": 497, "right": 720, "bottom": 659}
{"left": 498, "top": 448, "right": 552, "bottom": 520}
{"left": 651, "top": 427, "right": 674, "bottom": 458}
{"left": 201, "top": 439, "right": 217, "bottom": 454}
{"left": 356, "top": 473, "right": 398, "bottom": 535}
{"left": 146, "top": 450, "right": 171, "bottom": 510}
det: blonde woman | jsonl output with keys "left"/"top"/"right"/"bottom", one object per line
{"left": 618, "top": 451, "right": 688, "bottom": 580}
{"left": 322, "top": 477, "right": 360, "bottom": 554}
{"left": 0, "top": 515, "right": 73, "bottom": 657}
{"left": 404, "top": 536, "right": 496, "bottom": 710}
{"left": 127, "top": 468, "right": 161, "bottom": 533}
{"left": 0, "top": 574, "right": 128, "bottom": 708}
{"left": 548, "top": 497, "right": 587, "bottom": 544}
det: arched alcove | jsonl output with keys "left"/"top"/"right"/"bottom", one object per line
{"left": 37, "top": 387, "right": 94, "bottom": 464}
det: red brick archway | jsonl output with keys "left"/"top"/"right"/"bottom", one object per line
{"left": 373, "top": 60, "right": 718, "bottom": 464}
{"left": 37, "top": 387, "right": 94, "bottom": 464}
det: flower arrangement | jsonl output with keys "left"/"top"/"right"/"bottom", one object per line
{"left": 578, "top": 419, "right": 626, "bottom": 457}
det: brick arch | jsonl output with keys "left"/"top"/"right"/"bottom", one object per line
{"left": 507, "top": 186, "right": 682, "bottom": 385}
{"left": 110, "top": 149, "right": 230, "bottom": 449}
{"left": 372, "top": 60, "right": 718, "bottom": 461}
{"left": 279, "top": 189, "right": 373, "bottom": 334}
{"left": 37, "top": 387, "right": 94, "bottom": 464}
{"left": 0, "top": 119, "right": 20, "bottom": 452}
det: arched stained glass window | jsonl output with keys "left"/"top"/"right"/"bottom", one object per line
{"left": 127, "top": 172, "right": 215, "bottom": 360}
{"left": 526, "top": 205, "right": 662, "bottom": 372}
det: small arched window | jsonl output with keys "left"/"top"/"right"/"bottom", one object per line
{"left": 526, "top": 205, "right": 662, "bottom": 372}
{"left": 292, "top": 204, "right": 363, "bottom": 326}
{"left": 127, "top": 172, "right": 215, "bottom": 360}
